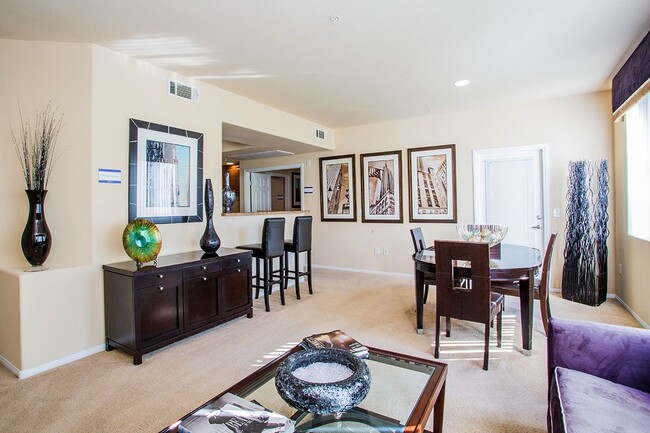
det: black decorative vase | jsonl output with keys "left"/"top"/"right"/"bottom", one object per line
{"left": 21, "top": 189, "right": 52, "bottom": 268}
{"left": 199, "top": 179, "right": 221, "bottom": 253}
{"left": 222, "top": 172, "right": 236, "bottom": 213}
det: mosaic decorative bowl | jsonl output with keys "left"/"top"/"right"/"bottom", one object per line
{"left": 275, "top": 348, "right": 371, "bottom": 415}
{"left": 122, "top": 218, "right": 162, "bottom": 266}
{"left": 457, "top": 224, "right": 508, "bottom": 247}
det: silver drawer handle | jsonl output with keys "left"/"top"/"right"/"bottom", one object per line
{"left": 159, "top": 274, "right": 164, "bottom": 279}
{"left": 237, "top": 259, "right": 241, "bottom": 263}
{"left": 158, "top": 286, "right": 164, "bottom": 291}
{"left": 201, "top": 265, "right": 207, "bottom": 270}
{"left": 202, "top": 277, "right": 207, "bottom": 281}
{"left": 237, "top": 269, "right": 241, "bottom": 272}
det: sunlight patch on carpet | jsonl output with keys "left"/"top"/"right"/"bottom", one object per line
{"left": 252, "top": 341, "right": 300, "bottom": 367}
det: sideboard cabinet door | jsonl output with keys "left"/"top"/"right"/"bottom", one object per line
{"left": 221, "top": 265, "right": 252, "bottom": 315}
{"left": 184, "top": 274, "right": 219, "bottom": 332}
{"left": 136, "top": 282, "right": 183, "bottom": 348}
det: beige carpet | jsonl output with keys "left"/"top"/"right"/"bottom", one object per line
{"left": 0, "top": 269, "right": 641, "bottom": 432}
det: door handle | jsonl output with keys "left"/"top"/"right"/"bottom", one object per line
{"left": 531, "top": 224, "right": 541, "bottom": 229}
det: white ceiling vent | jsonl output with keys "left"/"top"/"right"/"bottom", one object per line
{"left": 316, "top": 128, "right": 326, "bottom": 140}
{"left": 169, "top": 80, "right": 199, "bottom": 102}
{"left": 229, "top": 150, "right": 295, "bottom": 160}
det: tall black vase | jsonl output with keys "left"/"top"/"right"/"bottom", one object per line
{"left": 21, "top": 189, "right": 52, "bottom": 267}
{"left": 199, "top": 179, "right": 221, "bottom": 253}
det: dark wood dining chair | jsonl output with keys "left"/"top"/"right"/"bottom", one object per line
{"left": 492, "top": 233, "right": 557, "bottom": 335}
{"left": 434, "top": 240, "right": 504, "bottom": 370}
{"left": 236, "top": 217, "right": 286, "bottom": 312}
{"left": 283, "top": 216, "right": 313, "bottom": 299}
{"left": 410, "top": 227, "right": 435, "bottom": 304}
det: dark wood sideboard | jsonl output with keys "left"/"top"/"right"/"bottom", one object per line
{"left": 103, "top": 248, "right": 253, "bottom": 364}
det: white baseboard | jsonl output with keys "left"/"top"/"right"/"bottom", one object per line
{"left": 0, "top": 353, "right": 20, "bottom": 377}
{"left": 2, "top": 344, "right": 105, "bottom": 380}
{"left": 615, "top": 295, "right": 650, "bottom": 329}
{"left": 313, "top": 264, "right": 411, "bottom": 278}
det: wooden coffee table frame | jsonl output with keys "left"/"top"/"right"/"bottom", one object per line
{"left": 160, "top": 345, "right": 448, "bottom": 433}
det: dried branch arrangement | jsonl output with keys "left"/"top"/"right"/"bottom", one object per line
{"left": 11, "top": 102, "right": 64, "bottom": 190}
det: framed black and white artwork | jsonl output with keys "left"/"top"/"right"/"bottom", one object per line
{"left": 407, "top": 144, "right": 457, "bottom": 223}
{"left": 128, "top": 118, "right": 203, "bottom": 223}
{"left": 360, "top": 150, "right": 403, "bottom": 223}
{"left": 319, "top": 154, "right": 356, "bottom": 222}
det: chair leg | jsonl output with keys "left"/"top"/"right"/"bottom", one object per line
{"left": 423, "top": 284, "right": 429, "bottom": 304}
{"left": 294, "top": 251, "right": 301, "bottom": 300}
{"left": 284, "top": 251, "right": 289, "bottom": 293}
{"left": 434, "top": 314, "right": 441, "bottom": 359}
{"left": 483, "top": 323, "right": 490, "bottom": 371}
{"left": 255, "top": 257, "right": 261, "bottom": 299}
{"left": 540, "top": 295, "right": 550, "bottom": 337}
{"left": 445, "top": 317, "right": 451, "bottom": 337}
{"left": 279, "top": 255, "right": 286, "bottom": 305}
{"left": 307, "top": 250, "right": 313, "bottom": 294}
{"left": 263, "top": 258, "right": 270, "bottom": 312}
{"left": 497, "top": 310, "right": 503, "bottom": 348}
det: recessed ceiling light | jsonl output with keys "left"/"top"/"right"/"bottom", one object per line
{"left": 330, "top": 15, "right": 340, "bottom": 22}
{"left": 454, "top": 80, "right": 471, "bottom": 87}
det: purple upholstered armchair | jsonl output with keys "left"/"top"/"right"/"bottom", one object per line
{"left": 547, "top": 317, "right": 650, "bottom": 433}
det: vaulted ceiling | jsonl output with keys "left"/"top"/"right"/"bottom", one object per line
{"left": 2, "top": 1, "right": 649, "bottom": 128}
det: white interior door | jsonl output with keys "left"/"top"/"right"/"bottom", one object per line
{"left": 473, "top": 145, "right": 548, "bottom": 252}
{"left": 250, "top": 172, "right": 272, "bottom": 212}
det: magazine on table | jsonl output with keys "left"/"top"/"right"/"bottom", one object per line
{"left": 301, "top": 330, "right": 369, "bottom": 359}
{"left": 179, "top": 392, "right": 295, "bottom": 433}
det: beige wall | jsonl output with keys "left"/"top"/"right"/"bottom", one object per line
{"left": 0, "top": 40, "right": 93, "bottom": 269}
{"left": 613, "top": 122, "right": 650, "bottom": 325}
{"left": 305, "top": 92, "right": 615, "bottom": 287}
{"left": 236, "top": 92, "right": 617, "bottom": 298}
{"left": 0, "top": 271, "right": 21, "bottom": 369}
{"left": 0, "top": 39, "right": 329, "bottom": 374}
{"left": 89, "top": 44, "right": 333, "bottom": 265}
{"left": 19, "top": 266, "right": 103, "bottom": 369}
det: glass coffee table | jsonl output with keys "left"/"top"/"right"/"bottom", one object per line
{"left": 161, "top": 345, "right": 448, "bottom": 433}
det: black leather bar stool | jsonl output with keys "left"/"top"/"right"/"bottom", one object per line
{"left": 236, "top": 217, "right": 286, "bottom": 312}
{"left": 283, "top": 216, "right": 313, "bottom": 299}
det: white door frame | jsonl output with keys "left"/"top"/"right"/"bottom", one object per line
{"left": 472, "top": 144, "right": 550, "bottom": 250}
{"left": 243, "top": 163, "right": 305, "bottom": 212}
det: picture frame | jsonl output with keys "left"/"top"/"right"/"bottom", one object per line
{"left": 319, "top": 154, "right": 357, "bottom": 221}
{"left": 292, "top": 172, "right": 301, "bottom": 208}
{"left": 128, "top": 118, "right": 203, "bottom": 223}
{"left": 360, "top": 150, "right": 403, "bottom": 223}
{"left": 407, "top": 144, "right": 457, "bottom": 223}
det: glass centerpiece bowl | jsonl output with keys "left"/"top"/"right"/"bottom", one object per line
{"left": 275, "top": 348, "right": 371, "bottom": 416}
{"left": 456, "top": 224, "right": 508, "bottom": 247}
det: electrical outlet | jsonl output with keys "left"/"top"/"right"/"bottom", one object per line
{"left": 553, "top": 208, "right": 561, "bottom": 218}
{"left": 374, "top": 247, "right": 380, "bottom": 255}
{"left": 383, "top": 247, "right": 390, "bottom": 255}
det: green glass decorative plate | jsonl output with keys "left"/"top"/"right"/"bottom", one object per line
{"left": 122, "top": 219, "right": 162, "bottom": 265}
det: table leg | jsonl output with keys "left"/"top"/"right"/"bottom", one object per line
{"left": 518, "top": 268, "right": 535, "bottom": 355}
{"left": 433, "top": 381, "right": 446, "bottom": 433}
{"left": 415, "top": 266, "right": 424, "bottom": 334}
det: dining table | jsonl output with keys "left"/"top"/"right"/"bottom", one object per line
{"left": 413, "top": 243, "right": 542, "bottom": 354}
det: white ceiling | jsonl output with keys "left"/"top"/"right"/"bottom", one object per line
{"left": 1, "top": 1, "right": 649, "bottom": 128}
